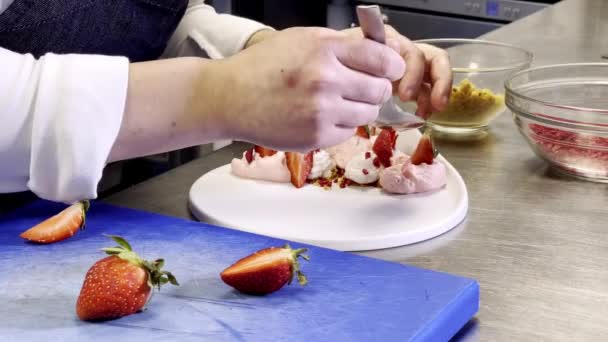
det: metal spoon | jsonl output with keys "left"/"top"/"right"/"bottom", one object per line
{"left": 356, "top": 5, "right": 426, "bottom": 130}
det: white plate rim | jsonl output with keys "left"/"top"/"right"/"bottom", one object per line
{"left": 188, "top": 153, "right": 468, "bottom": 251}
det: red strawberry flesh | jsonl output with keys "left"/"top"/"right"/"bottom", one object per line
{"left": 372, "top": 128, "right": 397, "bottom": 168}
{"left": 356, "top": 126, "right": 370, "bottom": 139}
{"left": 254, "top": 145, "right": 277, "bottom": 157}
{"left": 245, "top": 148, "right": 254, "bottom": 164}
{"left": 19, "top": 201, "right": 89, "bottom": 244}
{"left": 410, "top": 132, "right": 436, "bottom": 165}
{"left": 285, "top": 152, "right": 313, "bottom": 188}
{"left": 220, "top": 245, "right": 309, "bottom": 295}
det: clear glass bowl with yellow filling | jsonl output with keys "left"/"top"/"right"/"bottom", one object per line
{"left": 397, "top": 39, "right": 533, "bottom": 134}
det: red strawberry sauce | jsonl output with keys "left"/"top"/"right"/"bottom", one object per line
{"left": 528, "top": 123, "right": 608, "bottom": 176}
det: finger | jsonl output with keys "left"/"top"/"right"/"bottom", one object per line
{"left": 417, "top": 44, "right": 453, "bottom": 111}
{"left": 392, "top": 80, "right": 400, "bottom": 95}
{"left": 320, "top": 126, "right": 357, "bottom": 148}
{"left": 319, "top": 126, "right": 362, "bottom": 149}
{"left": 334, "top": 99, "right": 380, "bottom": 128}
{"left": 386, "top": 38, "right": 401, "bottom": 54}
{"left": 331, "top": 36, "right": 405, "bottom": 81}
{"left": 338, "top": 65, "right": 393, "bottom": 105}
{"left": 396, "top": 37, "right": 426, "bottom": 102}
{"left": 430, "top": 77, "right": 452, "bottom": 112}
{"left": 415, "top": 83, "right": 433, "bottom": 119}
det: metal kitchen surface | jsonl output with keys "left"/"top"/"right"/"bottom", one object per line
{"left": 104, "top": 0, "right": 608, "bottom": 340}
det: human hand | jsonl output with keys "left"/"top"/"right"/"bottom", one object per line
{"left": 217, "top": 27, "right": 406, "bottom": 152}
{"left": 342, "top": 25, "right": 453, "bottom": 118}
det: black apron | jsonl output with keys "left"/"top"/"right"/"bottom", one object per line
{"left": 0, "top": 0, "right": 190, "bottom": 211}
{"left": 0, "top": 0, "right": 189, "bottom": 62}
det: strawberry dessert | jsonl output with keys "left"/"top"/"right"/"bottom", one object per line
{"left": 326, "top": 135, "right": 373, "bottom": 170}
{"left": 379, "top": 132, "right": 447, "bottom": 194}
{"left": 308, "top": 149, "right": 335, "bottom": 180}
{"left": 230, "top": 126, "right": 447, "bottom": 195}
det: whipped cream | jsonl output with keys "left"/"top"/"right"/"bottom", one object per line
{"left": 345, "top": 151, "right": 380, "bottom": 184}
{"left": 326, "top": 136, "right": 372, "bottom": 169}
{"left": 308, "top": 150, "right": 335, "bottom": 180}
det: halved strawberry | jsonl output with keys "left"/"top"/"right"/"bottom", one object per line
{"left": 76, "top": 235, "right": 178, "bottom": 321}
{"left": 285, "top": 152, "right": 313, "bottom": 188}
{"left": 245, "top": 148, "right": 254, "bottom": 164}
{"left": 254, "top": 145, "right": 277, "bottom": 157}
{"left": 220, "top": 244, "right": 310, "bottom": 295}
{"left": 411, "top": 131, "right": 437, "bottom": 165}
{"left": 355, "top": 126, "right": 370, "bottom": 139}
{"left": 372, "top": 128, "right": 397, "bottom": 168}
{"left": 20, "top": 201, "right": 90, "bottom": 244}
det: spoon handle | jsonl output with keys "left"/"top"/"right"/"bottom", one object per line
{"left": 356, "top": 5, "right": 386, "bottom": 44}
{"left": 356, "top": 5, "right": 426, "bottom": 131}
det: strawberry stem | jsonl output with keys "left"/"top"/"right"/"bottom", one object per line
{"left": 424, "top": 129, "right": 439, "bottom": 158}
{"left": 79, "top": 200, "right": 90, "bottom": 231}
{"left": 101, "top": 235, "right": 179, "bottom": 290}
{"left": 106, "top": 234, "right": 132, "bottom": 251}
{"left": 284, "top": 244, "right": 310, "bottom": 286}
{"left": 81, "top": 200, "right": 90, "bottom": 212}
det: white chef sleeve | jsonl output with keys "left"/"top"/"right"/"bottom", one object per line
{"left": 0, "top": 47, "right": 128, "bottom": 203}
{"left": 163, "top": 0, "right": 274, "bottom": 59}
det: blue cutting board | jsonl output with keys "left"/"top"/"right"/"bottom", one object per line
{"left": 0, "top": 201, "right": 478, "bottom": 342}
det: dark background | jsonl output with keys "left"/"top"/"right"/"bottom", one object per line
{"left": 231, "top": 0, "right": 328, "bottom": 28}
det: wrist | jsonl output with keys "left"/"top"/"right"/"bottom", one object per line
{"left": 193, "top": 58, "right": 241, "bottom": 141}
{"left": 244, "top": 28, "right": 276, "bottom": 48}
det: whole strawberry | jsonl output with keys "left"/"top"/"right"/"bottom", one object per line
{"left": 221, "top": 244, "right": 310, "bottom": 295}
{"left": 76, "top": 235, "right": 178, "bottom": 321}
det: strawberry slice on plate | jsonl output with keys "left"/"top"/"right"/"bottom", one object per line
{"left": 285, "top": 152, "right": 313, "bottom": 188}
{"left": 220, "top": 244, "right": 310, "bottom": 295}
{"left": 245, "top": 148, "right": 254, "bottom": 164}
{"left": 76, "top": 235, "right": 178, "bottom": 321}
{"left": 372, "top": 128, "right": 397, "bottom": 168}
{"left": 355, "top": 125, "right": 370, "bottom": 139}
{"left": 411, "top": 131, "right": 438, "bottom": 165}
{"left": 20, "top": 200, "right": 89, "bottom": 244}
{"left": 254, "top": 145, "right": 277, "bottom": 157}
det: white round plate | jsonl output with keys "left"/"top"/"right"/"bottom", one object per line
{"left": 189, "top": 131, "right": 468, "bottom": 252}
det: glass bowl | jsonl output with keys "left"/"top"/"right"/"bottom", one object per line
{"left": 505, "top": 63, "right": 608, "bottom": 182}
{"left": 396, "top": 39, "right": 533, "bottom": 134}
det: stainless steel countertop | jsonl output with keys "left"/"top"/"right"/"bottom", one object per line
{"left": 104, "top": 0, "right": 608, "bottom": 340}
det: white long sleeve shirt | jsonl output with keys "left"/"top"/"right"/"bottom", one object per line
{"left": 0, "top": 0, "right": 269, "bottom": 203}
